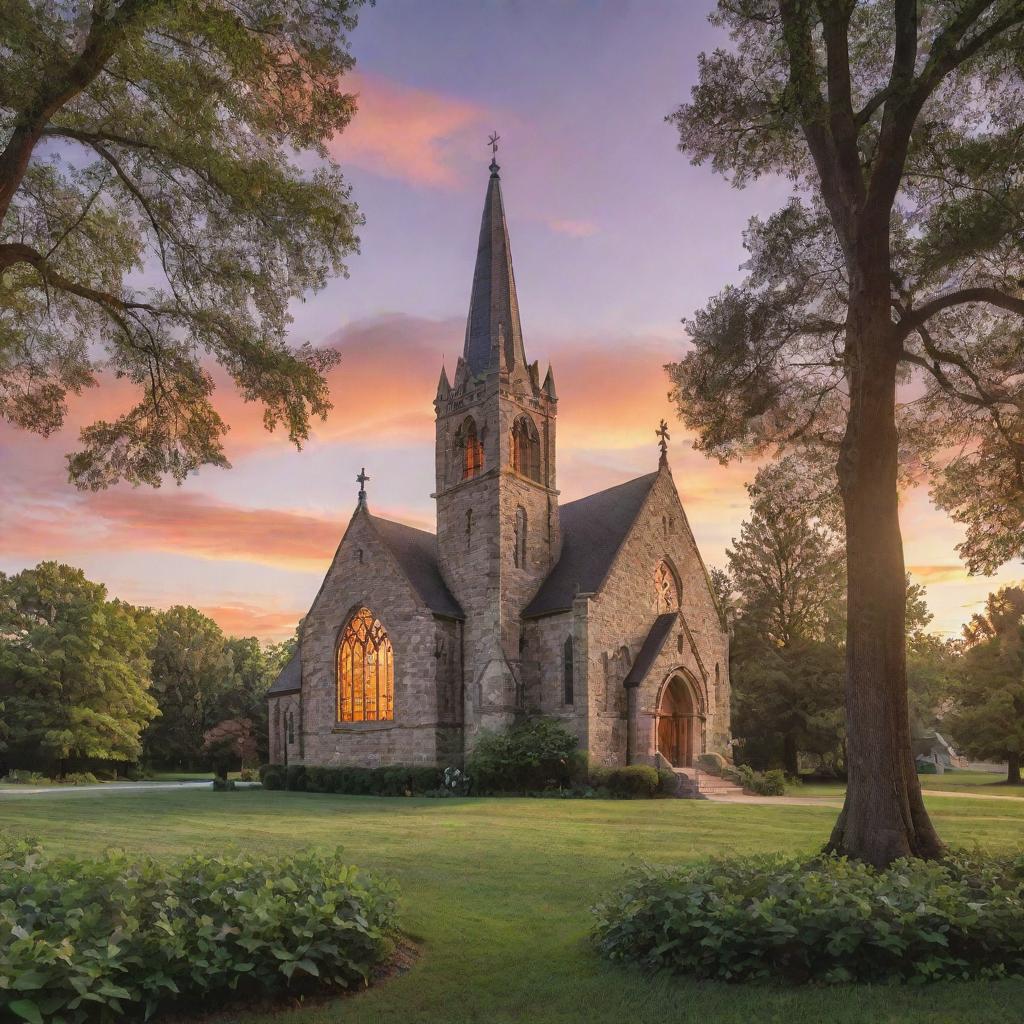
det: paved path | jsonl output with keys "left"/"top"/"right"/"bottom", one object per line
{"left": 0, "top": 781, "right": 213, "bottom": 796}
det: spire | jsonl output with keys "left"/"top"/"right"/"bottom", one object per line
{"left": 542, "top": 363, "right": 557, "bottom": 401}
{"left": 462, "top": 139, "right": 528, "bottom": 379}
{"left": 436, "top": 364, "right": 451, "bottom": 401}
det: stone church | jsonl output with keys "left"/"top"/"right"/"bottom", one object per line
{"left": 267, "top": 154, "right": 731, "bottom": 773}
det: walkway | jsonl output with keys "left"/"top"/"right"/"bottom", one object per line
{"left": 0, "top": 781, "right": 213, "bottom": 796}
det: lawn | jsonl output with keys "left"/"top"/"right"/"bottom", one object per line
{"left": 2, "top": 789, "right": 1022, "bottom": 1024}
{"left": 796, "top": 770, "right": 1023, "bottom": 799}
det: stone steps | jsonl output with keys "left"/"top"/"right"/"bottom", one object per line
{"left": 672, "top": 767, "right": 745, "bottom": 799}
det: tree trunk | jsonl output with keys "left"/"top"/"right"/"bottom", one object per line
{"left": 1008, "top": 752, "right": 1021, "bottom": 786}
{"left": 783, "top": 732, "right": 799, "bottom": 777}
{"left": 826, "top": 279, "right": 943, "bottom": 867}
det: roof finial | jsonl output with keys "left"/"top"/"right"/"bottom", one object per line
{"left": 488, "top": 130, "right": 501, "bottom": 176}
{"left": 656, "top": 419, "right": 670, "bottom": 466}
{"left": 356, "top": 466, "right": 370, "bottom": 508}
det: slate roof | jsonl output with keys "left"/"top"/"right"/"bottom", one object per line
{"left": 462, "top": 162, "right": 528, "bottom": 378}
{"left": 266, "top": 651, "right": 301, "bottom": 697}
{"left": 522, "top": 472, "right": 659, "bottom": 618}
{"left": 624, "top": 612, "right": 678, "bottom": 688}
{"left": 369, "top": 515, "right": 464, "bottom": 619}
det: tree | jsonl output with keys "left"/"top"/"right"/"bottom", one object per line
{"left": 1, "top": 1, "right": 364, "bottom": 487}
{"left": 202, "top": 717, "right": 258, "bottom": 778}
{"left": 726, "top": 459, "right": 847, "bottom": 775}
{"left": 218, "top": 636, "right": 272, "bottom": 762}
{"left": 0, "top": 561, "right": 157, "bottom": 775}
{"left": 669, "top": 1, "right": 1024, "bottom": 865}
{"left": 143, "top": 605, "right": 234, "bottom": 768}
{"left": 948, "top": 585, "right": 1024, "bottom": 784}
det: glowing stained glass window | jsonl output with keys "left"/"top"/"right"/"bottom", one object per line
{"left": 461, "top": 419, "right": 484, "bottom": 479}
{"left": 337, "top": 607, "right": 395, "bottom": 722}
{"left": 655, "top": 560, "right": 679, "bottom": 612}
{"left": 510, "top": 416, "right": 541, "bottom": 481}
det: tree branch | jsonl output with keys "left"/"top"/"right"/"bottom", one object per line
{"left": 897, "top": 287, "right": 1024, "bottom": 338}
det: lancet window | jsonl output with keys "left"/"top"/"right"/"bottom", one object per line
{"left": 510, "top": 416, "right": 541, "bottom": 481}
{"left": 337, "top": 607, "right": 395, "bottom": 722}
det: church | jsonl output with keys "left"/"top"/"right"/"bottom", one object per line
{"left": 267, "top": 152, "right": 731, "bottom": 774}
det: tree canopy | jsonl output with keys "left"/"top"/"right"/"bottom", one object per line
{"left": 1, "top": 0, "right": 364, "bottom": 487}
{"left": 669, "top": 0, "right": 1024, "bottom": 865}
{"left": 0, "top": 561, "right": 158, "bottom": 773}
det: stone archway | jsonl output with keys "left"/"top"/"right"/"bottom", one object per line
{"left": 656, "top": 674, "right": 703, "bottom": 768}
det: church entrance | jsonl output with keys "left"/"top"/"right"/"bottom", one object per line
{"left": 656, "top": 674, "right": 701, "bottom": 768}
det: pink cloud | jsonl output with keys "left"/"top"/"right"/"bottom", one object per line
{"left": 333, "top": 72, "right": 491, "bottom": 188}
{"left": 547, "top": 218, "right": 599, "bottom": 238}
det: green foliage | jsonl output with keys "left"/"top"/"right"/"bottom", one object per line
{"left": 592, "top": 852, "right": 1024, "bottom": 984}
{"left": 656, "top": 768, "right": 679, "bottom": 796}
{"left": 0, "top": 836, "right": 398, "bottom": 1023}
{"left": 737, "top": 766, "right": 787, "bottom": 796}
{"left": 1, "top": 1, "right": 365, "bottom": 487}
{"left": 0, "top": 563, "right": 158, "bottom": 775}
{"left": 1, "top": 770, "right": 49, "bottom": 785}
{"left": 602, "top": 765, "right": 661, "bottom": 799}
{"left": 211, "top": 777, "right": 236, "bottom": 792}
{"left": 949, "top": 586, "right": 1024, "bottom": 784}
{"left": 260, "top": 766, "right": 285, "bottom": 791}
{"left": 296, "top": 765, "right": 442, "bottom": 797}
{"left": 285, "top": 764, "right": 307, "bottom": 792}
{"left": 467, "top": 718, "right": 582, "bottom": 793}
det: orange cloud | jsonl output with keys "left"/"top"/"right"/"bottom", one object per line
{"left": 197, "top": 602, "right": 304, "bottom": 641}
{"left": 908, "top": 564, "right": 970, "bottom": 585}
{"left": 334, "top": 73, "right": 490, "bottom": 188}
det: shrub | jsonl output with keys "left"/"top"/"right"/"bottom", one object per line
{"left": 261, "top": 766, "right": 286, "bottom": 790}
{"left": 239, "top": 767, "right": 258, "bottom": 782}
{"left": 0, "top": 837, "right": 399, "bottom": 1022}
{"left": 467, "top": 717, "right": 581, "bottom": 793}
{"left": 657, "top": 768, "right": 679, "bottom": 796}
{"left": 593, "top": 851, "right": 1024, "bottom": 984}
{"left": 738, "top": 765, "right": 788, "bottom": 796}
{"left": 285, "top": 764, "right": 307, "bottom": 791}
{"left": 212, "top": 777, "right": 236, "bottom": 791}
{"left": 604, "top": 765, "right": 660, "bottom": 799}
{"left": 63, "top": 772, "right": 98, "bottom": 786}
{"left": 1, "top": 770, "right": 49, "bottom": 785}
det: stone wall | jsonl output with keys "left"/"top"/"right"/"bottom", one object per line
{"left": 295, "top": 508, "right": 464, "bottom": 768}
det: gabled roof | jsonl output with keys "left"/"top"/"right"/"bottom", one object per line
{"left": 522, "top": 472, "right": 659, "bottom": 618}
{"left": 368, "top": 515, "right": 464, "bottom": 620}
{"left": 267, "top": 651, "right": 301, "bottom": 697}
{"left": 624, "top": 613, "right": 678, "bottom": 688}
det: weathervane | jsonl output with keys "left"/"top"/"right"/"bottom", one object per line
{"left": 357, "top": 467, "right": 370, "bottom": 508}
{"left": 656, "top": 419, "right": 670, "bottom": 465}
{"left": 488, "top": 130, "right": 501, "bottom": 174}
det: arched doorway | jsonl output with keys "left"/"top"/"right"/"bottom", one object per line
{"left": 656, "top": 674, "right": 702, "bottom": 767}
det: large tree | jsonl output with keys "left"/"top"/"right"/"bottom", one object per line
{"left": 948, "top": 585, "right": 1024, "bottom": 784}
{"left": 725, "top": 458, "right": 847, "bottom": 774}
{"left": 669, "top": 1, "right": 1024, "bottom": 864}
{"left": 143, "top": 605, "right": 235, "bottom": 768}
{"left": 1, "top": 1, "right": 362, "bottom": 487}
{"left": 0, "top": 562, "right": 157, "bottom": 775}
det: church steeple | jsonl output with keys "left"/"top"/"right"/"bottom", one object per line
{"left": 462, "top": 151, "right": 528, "bottom": 379}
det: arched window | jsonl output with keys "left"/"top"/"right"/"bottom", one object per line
{"left": 654, "top": 559, "right": 680, "bottom": 612}
{"left": 510, "top": 416, "right": 541, "bottom": 481}
{"left": 337, "top": 607, "right": 395, "bottom": 722}
{"left": 458, "top": 417, "right": 484, "bottom": 480}
{"left": 563, "top": 636, "right": 575, "bottom": 705}
{"left": 514, "top": 506, "right": 527, "bottom": 568}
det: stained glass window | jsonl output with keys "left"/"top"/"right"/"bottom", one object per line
{"left": 461, "top": 418, "right": 484, "bottom": 479}
{"left": 563, "top": 636, "right": 575, "bottom": 705}
{"left": 337, "top": 607, "right": 395, "bottom": 722}
{"left": 511, "top": 416, "right": 541, "bottom": 481}
{"left": 655, "top": 560, "right": 679, "bottom": 612}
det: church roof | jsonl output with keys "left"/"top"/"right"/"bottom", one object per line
{"left": 624, "top": 612, "right": 678, "bottom": 688}
{"left": 462, "top": 158, "right": 528, "bottom": 378}
{"left": 522, "top": 472, "right": 660, "bottom": 618}
{"left": 267, "top": 650, "right": 301, "bottom": 697}
{"left": 369, "top": 514, "right": 464, "bottom": 619}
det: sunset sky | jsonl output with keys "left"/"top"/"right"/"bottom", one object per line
{"left": 1, "top": 1, "right": 1019, "bottom": 640}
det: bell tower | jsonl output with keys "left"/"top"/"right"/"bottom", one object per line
{"left": 434, "top": 147, "right": 560, "bottom": 743}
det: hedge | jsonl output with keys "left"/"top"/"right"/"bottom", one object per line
{"left": 262, "top": 764, "right": 443, "bottom": 796}
{"left": 0, "top": 837, "right": 399, "bottom": 1023}
{"left": 593, "top": 851, "right": 1024, "bottom": 984}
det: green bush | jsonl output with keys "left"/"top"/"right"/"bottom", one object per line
{"left": 604, "top": 765, "right": 660, "bottom": 798}
{"left": 467, "top": 717, "right": 581, "bottom": 793}
{"left": 284, "top": 765, "right": 444, "bottom": 797}
{"left": 593, "top": 852, "right": 1024, "bottom": 984}
{"left": 63, "top": 772, "right": 98, "bottom": 786}
{"left": 738, "top": 765, "right": 788, "bottom": 795}
{"left": 0, "top": 837, "right": 399, "bottom": 1023}
{"left": 261, "top": 766, "right": 285, "bottom": 790}
{"left": 212, "top": 777, "right": 236, "bottom": 791}
{"left": 1, "top": 770, "right": 49, "bottom": 785}
{"left": 657, "top": 768, "right": 679, "bottom": 796}
{"left": 285, "top": 764, "right": 307, "bottom": 791}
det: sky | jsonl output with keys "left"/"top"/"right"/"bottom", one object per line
{"left": 1, "top": 0, "right": 1019, "bottom": 640}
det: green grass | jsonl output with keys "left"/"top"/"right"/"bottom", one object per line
{"left": 796, "top": 771, "right": 1023, "bottom": 799}
{"left": 1, "top": 790, "right": 1022, "bottom": 1024}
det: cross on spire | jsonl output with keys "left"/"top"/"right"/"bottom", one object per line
{"left": 488, "top": 130, "right": 501, "bottom": 175}
{"left": 356, "top": 467, "right": 370, "bottom": 507}
{"left": 656, "top": 420, "right": 670, "bottom": 465}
